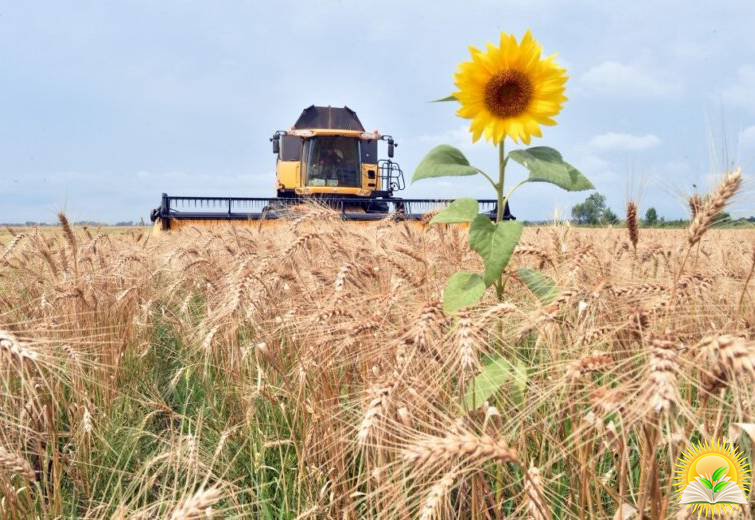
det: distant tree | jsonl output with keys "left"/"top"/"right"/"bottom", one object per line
{"left": 644, "top": 207, "right": 658, "bottom": 226}
{"left": 602, "top": 207, "right": 619, "bottom": 225}
{"left": 712, "top": 211, "right": 730, "bottom": 226}
{"left": 571, "top": 193, "right": 607, "bottom": 225}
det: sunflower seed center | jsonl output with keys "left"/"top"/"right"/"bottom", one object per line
{"left": 484, "top": 70, "right": 533, "bottom": 118}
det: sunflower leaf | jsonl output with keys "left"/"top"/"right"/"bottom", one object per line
{"left": 412, "top": 145, "right": 479, "bottom": 183}
{"left": 516, "top": 268, "right": 559, "bottom": 304}
{"left": 509, "top": 146, "right": 594, "bottom": 192}
{"left": 431, "top": 94, "right": 457, "bottom": 102}
{"left": 711, "top": 466, "right": 728, "bottom": 482}
{"left": 463, "top": 356, "right": 528, "bottom": 410}
{"left": 468, "top": 217, "right": 523, "bottom": 287}
{"left": 443, "top": 272, "right": 486, "bottom": 313}
{"left": 429, "top": 198, "right": 480, "bottom": 224}
{"left": 713, "top": 480, "right": 728, "bottom": 493}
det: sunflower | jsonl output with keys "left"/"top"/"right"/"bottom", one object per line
{"left": 454, "top": 31, "right": 567, "bottom": 145}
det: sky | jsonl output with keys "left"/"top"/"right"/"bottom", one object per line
{"left": 1, "top": 0, "right": 754, "bottom": 223}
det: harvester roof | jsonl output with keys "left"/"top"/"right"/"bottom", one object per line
{"left": 292, "top": 105, "right": 365, "bottom": 131}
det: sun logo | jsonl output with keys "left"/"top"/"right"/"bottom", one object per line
{"left": 675, "top": 439, "right": 751, "bottom": 516}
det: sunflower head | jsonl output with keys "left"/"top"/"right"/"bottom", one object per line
{"left": 454, "top": 31, "right": 567, "bottom": 145}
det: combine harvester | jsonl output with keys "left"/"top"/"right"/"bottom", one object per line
{"left": 150, "top": 106, "right": 512, "bottom": 231}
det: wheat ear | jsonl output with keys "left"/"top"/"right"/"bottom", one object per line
{"left": 645, "top": 336, "right": 680, "bottom": 416}
{"left": 524, "top": 465, "right": 552, "bottom": 520}
{"left": 688, "top": 194, "right": 703, "bottom": 218}
{"left": 168, "top": 486, "right": 222, "bottom": 519}
{"left": 418, "top": 470, "right": 456, "bottom": 520}
{"left": 0, "top": 446, "right": 35, "bottom": 482}
{"left": 403, "top": 431, "right": 518, "bottom": 467}
{"left": 626, "top": 201, "right": 639, "bottom": 252}
{"left": 688, "top": 170, "right": 742, "bottom": 246}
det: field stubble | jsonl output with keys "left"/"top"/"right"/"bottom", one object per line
{"left": 0, "top": 193, "right": 753, "bottom": 518}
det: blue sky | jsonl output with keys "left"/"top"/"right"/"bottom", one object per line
{"left": 1, "top": 0, "right": 754, "bottom": 223}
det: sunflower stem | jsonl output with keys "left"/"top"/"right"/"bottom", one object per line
{"left": 496, "top": 139, "right": 506, "bottom": 222}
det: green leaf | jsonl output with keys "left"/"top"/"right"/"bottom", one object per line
{"left": 713, "top": 480, "right": 728, "bottom": 493}
{"left": 429, "top": 198, "right": 479, "bottom": 224}
{"left": 412, "top": 145, "right": 479, "bottom": 183}
{"left": 712, "top": 466, "right": 728, "bottom": 482}
{"left": 700, "top": 478, "right": 713, "bottom": 489}
{"left": 516, "top": 268, "right": 559, "bottom": 304}
{"left": 431, "top": 94, "right": 457, "bottom": 102}
{"left": 510, "top": 360, "right": 529, "bottom": 406}
{"left": 468, "top": 216, "right": 524, "bottom": 287}
{"left": 463, "top": 356, "right": 529, "bottom": 410}
{"left": 509, "top": 146, "right": 594, "bottom": 192}
{"left": 443, "top": 272, "right": 486, "bottom": 313}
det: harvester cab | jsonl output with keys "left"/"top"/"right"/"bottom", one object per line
{"left": 269, "top": 105, "right": 405, "bottom": 213}
{"left": 149, "top": 105, "right": 512, "bottom": 231}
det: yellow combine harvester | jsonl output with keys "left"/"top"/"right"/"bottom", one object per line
{"left": 150, "top": 105, "right": 511, "bottom": 231}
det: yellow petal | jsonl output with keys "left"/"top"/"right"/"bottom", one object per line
{"left": 452, "top": 30, "right": 566, "bottom": 146}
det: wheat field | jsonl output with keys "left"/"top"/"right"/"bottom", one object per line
{"left": 0, "top": 191, "right": 753, "bottom": 518}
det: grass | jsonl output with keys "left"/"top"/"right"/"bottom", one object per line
{"left": 0, "top": 187, "right": 753, "bottom": 518}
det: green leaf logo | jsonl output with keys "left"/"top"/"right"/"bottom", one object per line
{"left": 711, "top": 465, "right": 728, "bottom": 482}
{"left": 713, "top": 480, "right": 728, "bottom": 493}
{"left": 700, "top": 477, "right": 713, "bottom": 489}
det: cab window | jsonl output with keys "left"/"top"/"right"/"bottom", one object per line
{"left": 305, "top": 137, "right": 360, "bottom": 187}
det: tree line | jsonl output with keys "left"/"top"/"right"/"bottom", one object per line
{"left": 570, "top": 192, "right": 752, "bottom": 227}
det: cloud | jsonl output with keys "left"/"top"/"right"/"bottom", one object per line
{"left": 417, "top": 125, "right": 479, "bottom": 151}
{"left": 588, "top": 132, "right": 661, "bottom": 152}
{"left": 580, "top": 61, "right": 678, "bottom": 97}
{"left": 739, "top": 125, "right": 755, "bottom": 149}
